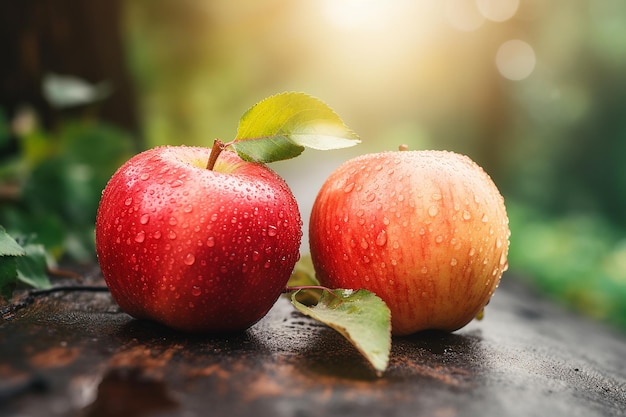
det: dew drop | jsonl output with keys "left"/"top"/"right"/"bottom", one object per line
{"left": 140, "top": 173, "right": 150, "bottom": 181}
{"left": 343, "top": 182, "right": 355, "bottom": 193}
{"left": 134, "top": 231, "right": 145, "bottom": 243}
{"left": 124, "top": 197, "right": 133, "bottom": 206}
{"left": 168, "top": 230, "right": 177, "bottom": 240}
{"left": 362, "top": 255, "right": 370, "bottom": 264}
{"left": 462, "top": 210, "right": 472, "bottom": 220}
{"left": 140, "top": 214, "right": 150, "bottom": 225}
{"left": 153, "top": 230, "right": 161, "bottom": 239}
{"left": 500, "top": 251, "right": 507, "bottom": 266}
{"left": 496, "top": 238, "right": 503, "bottom": 249}
{"left": 252, "top": 251, "right": 261, "bottom": 261}
{"left": 183, "top": 205, "right": 193, "bottom": 213}
{"left": 267, "top": 225, "right": 278, "bottom": 237}
{"left": 375, "top": 230, "right": 387, "bottom": 246}
{"left": 169, "top": 217, "right": 178, "bottom": 226}
{"left": 191, "top": 286, "right": 202, "bottom": 297}
{"left": 450, "top": 258, "right": 458, "bottom": 266}
{"left": 421, "top": 266, "right": 428, "bottom": 274}
{"left": 264, "top": 261, "right": 271, "bottom": 269}
{"left": 184, "top": 253, "right": 195, "bottom": 265}
{"left": 469, "top": 247, "right": 476, "bottom": 256}
{"left": 432, "top": 193, "right": 442, "bottom": 201}
{"left": 210, "top": 213, "right": 218, "bottom": 222}
{"left": 435, "top": 235, "right": 443, "bottom": 243}
{"left": 428, "top": 206, "right": 439, "bottom": 217}
{"left": 360, "top": 238, "right": 369, "bottom": 250}
{"left": 481, "top": 214, "right": 489, "bottom": 223}
{"left": 383, "top": 217, "right": 390, "bottom": 225}
{"left": 206, "top": 237, "right": 215, "bottom": 247}
{"left": 366, "top": 193, "right": 375, "bottom": 202}
{"left": 171, "top": 179, "right": 183, "bottom": 188}
{"left": 342, "top": 253, "right": 349, "bottom": 261}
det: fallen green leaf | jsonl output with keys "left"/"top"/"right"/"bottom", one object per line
{"left": 291, "top": 288, "right": 392, "bottom": 376}
{"left": 231, "top": 92, "right": 360, "bottom": 163}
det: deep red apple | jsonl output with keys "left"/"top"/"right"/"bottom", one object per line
{"left": 95, "top": 145, "right": 302, "bottom": 332}
{"left": 309, "top": 150, "right": 510, "bottom": 336}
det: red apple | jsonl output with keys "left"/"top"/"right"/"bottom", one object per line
{"left": 95, "top": 146, "right": 302, "bottom": 332}
{"left": 309, "top": 150, "right": 510, "bottom": 336}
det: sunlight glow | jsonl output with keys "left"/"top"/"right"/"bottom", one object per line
{"left": 445, "top": 0, "right": 484, "bottom": 32}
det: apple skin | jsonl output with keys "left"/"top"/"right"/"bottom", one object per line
{"left": 309, "top": 150, "right": 510, "bottom": 336}
{"left": 95, "top": 146, "right": 302, "bottom": 333}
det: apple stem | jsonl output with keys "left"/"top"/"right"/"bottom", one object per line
{"left": 206, "top": 139, "right": 226, "bottom": 170}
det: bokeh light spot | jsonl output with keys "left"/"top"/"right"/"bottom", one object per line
{"left": 476, "top": 0, "right": 519, "bottom": 22}
{"left": 496, "top": 39, "right": 536, "bottom": 81}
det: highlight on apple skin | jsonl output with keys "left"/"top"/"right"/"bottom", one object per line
{"left": 95, "top": 146, "right": 302, "bottom": 333}
{"left": 309, "top": 149, "right": 510, "bottom": 336}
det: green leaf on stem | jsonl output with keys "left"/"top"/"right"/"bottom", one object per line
{"left": 286, "top": 254, "right": 321, "bottom": 306}
{"left": 291, "top": 288, "right": 392, "bottom": 376}
{"left": 231, "top": 92, "right": 361, "bottom": 163}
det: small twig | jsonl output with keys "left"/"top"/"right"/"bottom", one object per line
{"left": 47, "top": 267, "right": 84, "bottom": 282}
{"left": 29, "top": 285, "right": 109, "bottom": 296}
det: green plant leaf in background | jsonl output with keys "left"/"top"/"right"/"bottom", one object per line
{"left": 0, "top": 226, "right": 25, "bottom": 300}
{"left": 291, "top": 288, "right": 392, "bottom": 376}
{"left": 15, "top": 243, "right": 51, "bottom": 290}
{"left": 231, "top": 92, "right": 361, "bottom": 163}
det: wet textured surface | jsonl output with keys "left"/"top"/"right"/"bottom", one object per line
{"left": 1, "top": 271, "right": 626, "bottom": 417}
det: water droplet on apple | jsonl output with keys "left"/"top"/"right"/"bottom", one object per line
{"left": 500, "top": 251, "right": 507, "bottom": 266}
{"left": 183, "top": 204, "right": 193, "bottom": 213}
{"left": 463, "top": 210, "right": 472, "bottom": 220}
{"left": 342, "top": 253, "right": 349, "bottom": 261}
{"left": 366, "top": 193, "right": 376, "bottom": 202}
{"left": 343, "top": 182, "right": 355, "bottom": 193}
{"left": 435, "top": 235, "right": 443, "bottom": 243}
{"left": 375, "top": 230, "right": 387, "bottom": 246}
{"left": 184, "top": 253, "right": 195, "bottom": 265}
{"left": 450, "top": 258, "right": 458, "bottom": 266}
{"left": 421, "top": 266, "right": 428, "bottom": 274}
{"left": 134, "top": 231, "right": 145, "bottom": 243}
{"left": 169, "top": 217, "right": 177, "bottom": 226}
{"left": 153, "top": 230, "right": 161, "bottom": 239}
{"left": 362, "top": 255, "right": 370, "bottom": 264}
{"left": 140, "top": 214, "right": 150, "bottom": 225}
{"left": 496, "top": 238, "right": 503, "bottom": 248}
{"left": 140, "top": 173, "right": 150, "bottom": 181}
{"left": 428, "top": 206, "right": 438, "bottom": 217}
{"left": 469, "top": 247, "right": 476, "bottom": 256}
{"left": 125, "top": 197, "right": 133, "bottom": 206}
{"left": 171, "top": 179, "right": 183, "bottom": 188}
{"left": 252, "top": 251, "right": 260, "bottom": 261}
{"left": 168, "top": 230, "right": 177, "bottom": 240}
{"left": 432, "top": 193, "right": 442, "bottom": 201}
{"left": 360, "top": 238, "right": 369, "bottom": 249}
{"left": 264, "top": 261, "right": 271, "bottom": 269}
{"left": 191, "top": 286, "right": 202, "bottom": 297}
{"left": 267, "top": 225, "right": 278, "bottom": 237}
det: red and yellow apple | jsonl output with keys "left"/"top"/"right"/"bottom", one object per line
{"left": 95, "top": 146, "right": 302, "bottom": 332}
{"left": 309, "top": 149, "right": 510, "bottom": 336}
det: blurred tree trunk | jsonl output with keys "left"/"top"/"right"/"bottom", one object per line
{"left": 0, "top": 0, "right": 139, "bottom": 135}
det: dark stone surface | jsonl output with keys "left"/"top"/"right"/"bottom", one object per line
{"left": 1, "top": 271, "right": 626, "bottom": 417}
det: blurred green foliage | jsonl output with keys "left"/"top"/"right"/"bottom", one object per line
{"left": 0, "top": 116, "right": 135, "bottom": 263}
